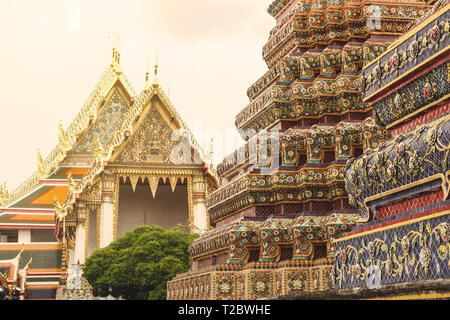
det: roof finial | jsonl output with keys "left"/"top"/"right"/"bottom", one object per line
{"left": 111, "top": 29, "right": 117, "bottom": 67}
{"left": 117, "top": 33, "right": 121, "bottom": 65}
{"left": 152, "top": 47, "right": 159, "bottom": 87}
{"left": 37, "top": 149, "right": 47, "bottom": 179}
{"left": 111, "top": 30, "right": 121, "bottom": 72}
{"left": 111, "top": 29, "right": 116, "bottom": 67}
{"left": 144, "top": 53, "right": 150, "bottom": 91}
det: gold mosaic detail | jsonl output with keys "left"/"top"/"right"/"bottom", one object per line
{"left": 117, "top": 107, "right": 179, "bottom": 164}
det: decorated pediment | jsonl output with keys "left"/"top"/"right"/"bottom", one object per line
{"left": 73, "top": 89, "right": 130, "bottom": 154}
{"left": 114, "top": 101, "right": 191, "bottom": 165}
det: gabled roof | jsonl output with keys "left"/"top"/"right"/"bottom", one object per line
{"left": 1, "top": 45, "right": 136, "bottom": 208}
{"left": 55, "top": 88, "right": 219, "bottom": 221}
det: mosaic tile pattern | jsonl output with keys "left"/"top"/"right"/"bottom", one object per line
{"left": 345, "top": 115, "right": 450, "bottom": 221}
{"left": 363, "top": 7, "right": 450, "bottom": 101}
{"left": 74, "top": 90, "right": 128, "bottom": 153}
{"left": 333, "top": 213, "right": 450, "bottom": 289}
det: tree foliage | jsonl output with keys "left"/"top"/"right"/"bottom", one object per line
{"left": 83, "top": 225, "right": 196, "bottom": 300}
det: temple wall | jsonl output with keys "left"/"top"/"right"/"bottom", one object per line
{"left": 117, "top": 184, "right": 189, "bottom": 238}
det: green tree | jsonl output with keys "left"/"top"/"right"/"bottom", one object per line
{"left": 83, "top": 225, "right": 197, "bottom": 300}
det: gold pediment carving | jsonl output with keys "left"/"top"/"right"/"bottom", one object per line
{"left": 79, "top": 181, "right": 102, "bottom": 202}
{"left": 115, "top": 105, "right": 186, "bottom": 165}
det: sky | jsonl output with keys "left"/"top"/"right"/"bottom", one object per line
{"left": 0, "top": 0, "right": 275, "bottom": 190}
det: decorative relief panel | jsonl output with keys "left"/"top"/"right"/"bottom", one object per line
{"left": 79, "top": 181, "right": 102, "bottom": 202}
{"left": 345, "top": 115, "right": 450, "bottom": 221}
{"left": 74, "top": 90, "right": 128, "bottom": 153}
{"left": 333, "top": 214, "right": 450, "bottom": 290}
{"left": 117, "top": 107, "right": 180, "bottom": 164}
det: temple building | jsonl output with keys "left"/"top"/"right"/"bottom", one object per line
{"left": 0, "top": 38, "right": 218, "bottom": 299}
{"left": 167, "top": 0, "right": 434, "bottom": 300}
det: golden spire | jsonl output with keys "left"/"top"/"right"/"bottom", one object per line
{"left": 111, "top": 29, "right": 117, "bottom": 67}
{"left": 144, "top": 53, "right": 150, "bottom": 91}
{"left": 152, "top": 47, "right": 159, "bottom": 87}
{"left": 111, "top": 30, "right": 121, "bottom": 73}
{"left": 117, "top": 33, "right": 121, "bottom": 65}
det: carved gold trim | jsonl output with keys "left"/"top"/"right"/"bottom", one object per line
{"left": 112, "top": 168, "right": 203, "bottom": 176}
{"left": 187, "top": 176, "right": 194, "bottom": 234}
{"left": 110, "top": 99, "right": 179, "bottom": 163}
{"left": 366, "top": 292, "right": 450, "bottom": 300}
{"left": 386, "top": 93, "right": 450, "bottom": 129}
{"left": 334, "top": 210, "right": 450, "bottom": 243}
{"left": 113, "top": 176, "right": 120, "bottom": 241}
{"left": 85, "top": 206, "right": 89, "bottom": 261}
{"left": 79, "top": 178, "right": 102, "bottom": 203}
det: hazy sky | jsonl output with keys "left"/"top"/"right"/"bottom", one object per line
{"left": 0, "top": 0, "right": 275, "bottom": 189}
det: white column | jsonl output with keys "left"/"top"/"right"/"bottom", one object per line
{"left": 192, "top": 176, "right": 208, "bottom": 234}
{"left": 18, "top": 229, "right": 31, "bottom": 243}
{"left": 68, "top": 249, "right": 75, "bottom": 266}
{"left": 74, "top": 225, "right": 86, "bottom": 263}
{"left": 193, "top": 201, "right": 207, "bottom": 233}
{"left": 73, "top": 204, "right": 88, "bottom": 263}
{"left": 100, "top": 201, "right": 114, "bottom": 248}
{"left": 100, "top": 171, "right": 115, "bottom": 248}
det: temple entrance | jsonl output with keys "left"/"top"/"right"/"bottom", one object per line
{"left": 116, "top": 177, "right": 189, "bottom": 238}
